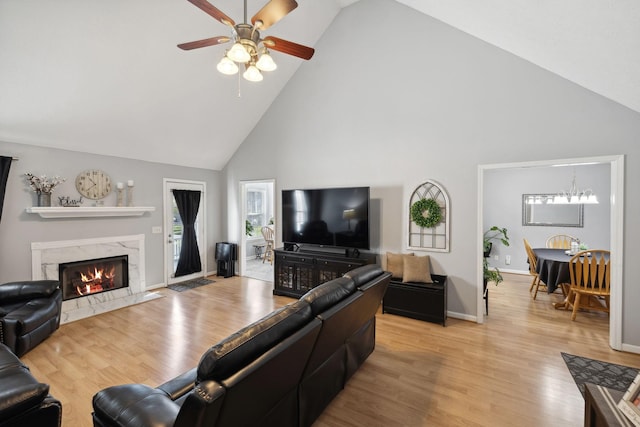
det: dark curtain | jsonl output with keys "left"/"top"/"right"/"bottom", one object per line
{"left": 173, "top": 189, "right": 202, "bottom": 277}
{"left": 0, "top": 156, "right": 12, "bottom": 223}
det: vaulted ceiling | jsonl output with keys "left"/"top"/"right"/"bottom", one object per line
{"left": 1, "top": 0, "right": 638, "bottom": 170}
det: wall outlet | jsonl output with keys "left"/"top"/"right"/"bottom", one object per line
{"left": 152, "top": 226, "right": 162, "bottom": 234}
{"left": 493, "top": 255, "right": 499, "bottom": 261}
{"left": 505, "top": 255, "right": 511, "bottom": 265}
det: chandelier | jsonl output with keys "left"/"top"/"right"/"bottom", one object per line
{"left": 551, "top": 173, "right": 598, "bottom": 204}
{"left": 216, "top": 24, "right": 276, "bottom": 82}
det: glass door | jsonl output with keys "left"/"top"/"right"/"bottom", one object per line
{"left": 164, "top": 179, "right": 206, "bottom": 285}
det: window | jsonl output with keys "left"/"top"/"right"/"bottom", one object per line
{"left": 247, "top": 189, "right": 267, "bottom": 236}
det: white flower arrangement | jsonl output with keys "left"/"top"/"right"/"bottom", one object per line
{"left": 25, "top": 173, "right": 66, "bottom": 194}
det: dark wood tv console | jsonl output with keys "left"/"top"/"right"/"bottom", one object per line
{"left": 273, "top": 248, "right": 377, "bottom": 298}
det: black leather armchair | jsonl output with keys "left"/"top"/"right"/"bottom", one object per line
{"left": 0, "top": 342, "right": 62, "bottom": 427}
{"left": 0, "top": 280, "right": 62, "bottom": 356}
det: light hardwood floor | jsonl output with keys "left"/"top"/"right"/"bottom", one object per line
{"left": 21, "top": 273, "right": 640, "bottom": 427}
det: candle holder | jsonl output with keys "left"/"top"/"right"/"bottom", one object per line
{"left": 116, "top": 188, "right": 124, "bottom": 207}
{"left": 127, "top": 182, "right": 134, "bottom": 207}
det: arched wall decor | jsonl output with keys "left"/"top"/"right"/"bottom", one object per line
{"left": 408, "top": 180, "right": 450, "bottom": 252}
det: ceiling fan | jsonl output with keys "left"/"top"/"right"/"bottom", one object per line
{"left": 178, "top": 0, "right": 315, "bottom": 82}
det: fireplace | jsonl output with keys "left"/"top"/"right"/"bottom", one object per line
{"left": 32, "top": 234, "right": 161, "bottom": 324}
{"left": 59, "top": 255, "right": 129, "bottom": 301}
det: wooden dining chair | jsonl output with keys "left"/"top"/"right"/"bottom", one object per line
{"left": 546, "top": 234, "right": 575, "bottom": 249}
{"left": 261, "top": 226, "right": 275, "bottom": 265}
{"left": 524, "top": 239, "right": 545, "bottom": 299}
{"left": 568, "top": 250, "right": 610, "bottom": 321}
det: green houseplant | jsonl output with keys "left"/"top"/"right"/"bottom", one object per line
{"left": 483, "top": 226, "right": 510, "bottom": 285}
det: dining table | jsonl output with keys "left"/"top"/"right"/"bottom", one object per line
{"left": 533, "top": 247, "right": 610, "bottom": 310}
{"left": 533, "top": 248, "right": 573, "bottom": 294}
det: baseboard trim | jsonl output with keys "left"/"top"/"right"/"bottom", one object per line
{"left": 499, "top": 268, "right": 529, "bottom": 275}
{"left": 447, "top": 310, "right": 477, "bottom": 323}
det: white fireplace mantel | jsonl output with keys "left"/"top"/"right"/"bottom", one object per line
{"left": 26, "top": 206, "right": 155, "bottom": 218}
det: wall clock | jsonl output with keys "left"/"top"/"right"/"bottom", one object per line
{"left": 75, "top": 169, "right": 112, "bottom": 200}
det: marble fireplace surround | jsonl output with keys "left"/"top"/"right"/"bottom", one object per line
{"left": 31, "top": 234, "right": 161, "bottom": 324}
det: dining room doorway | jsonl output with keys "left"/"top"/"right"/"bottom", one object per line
{"left": 478, "top": 155, "right": 624, "bottom": 350}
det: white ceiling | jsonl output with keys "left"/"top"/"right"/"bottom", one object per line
{"left": 1, "top": 0, "right": 638, "bottom": 170}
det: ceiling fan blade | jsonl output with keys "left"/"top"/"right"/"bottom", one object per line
{"left": 178, "top": 36, "right": 231, "bottom": 50}
{"left": 251, "top": 0, "right": 298, "bottom": 30}
{"left": 263, "top": 36, "right": 314, "bottom": 60}
{"left": 187, "top": 0, "right": 235, "bottom": 27}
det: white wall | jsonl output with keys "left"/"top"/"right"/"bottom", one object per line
{"left": 0, "top": 140, "right": 222, "bottom": 286}
{"left": 484, "top": 163, "right": 611, "bottom": 273}
{"left": 223, "top": 0, "right": 640, "bottom": 346}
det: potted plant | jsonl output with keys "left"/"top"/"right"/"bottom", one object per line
{"left": 25, "top": 173, "right": 66, "bottom": 207}
{"left": 245, "top": 219, "right": 253, "bottom": 237}
{"left": 483, "top": 226, "right": 509, "bottom": 258}
{"left": 483, "top": 258, "right": 504, "bottom": 285}
{"left": 483, "top": 226, "right": 510, "bottom": 286}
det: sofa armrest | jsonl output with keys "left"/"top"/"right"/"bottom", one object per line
{"left": 157, "top": 368, "right": 197, "bottom": 400}
{"left": 0, "top": 281, "right": 60, "bottom": 303}
{"left": 0, "top": 365, "right": 50, "bottom": 421}
{"left": 0, "top": 395, "right": 62, "bottom": 427}
{"left": 92, "top": 384, "right": 180, "bottom": 427}
{"left": 174, "top": 380, "right": 225, "bottom": 427}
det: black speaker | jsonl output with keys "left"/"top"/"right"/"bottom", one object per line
{"left": 345, "top": 247, "right": 360, "bottom": 258}
{"left": 283, "top": 242, "right": 298, "bottom": 252}
{"left": 215, "top": 242, "right": 237, "bottom": 278}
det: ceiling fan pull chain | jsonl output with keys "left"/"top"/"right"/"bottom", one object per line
{"left": 237, "top": 70, "right": 242, "bottom": 98}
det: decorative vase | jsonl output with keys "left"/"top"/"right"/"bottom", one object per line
{"left": 37, "top": 193, "right": 52, "bottom": 207}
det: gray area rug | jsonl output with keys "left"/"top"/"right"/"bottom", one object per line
{"left": 167, "top": 277, "right": 215, "bottom": 292}
{"left": 562, "top": 352, "right": 639, "bottom": 398}
{"left": 244, "top": 258, "right": 274, "bottom": 283}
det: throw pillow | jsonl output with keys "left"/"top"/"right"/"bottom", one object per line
{"left": 402, "top": 255, "right": 434, "bottom": 284}
{"left": 386, "top": 252, "right": 414, "bottom": 279}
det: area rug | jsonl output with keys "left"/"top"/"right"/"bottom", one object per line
{"left": 562, "top": 352, "right": 639, "bottom": 398}
{"left": 167, "top": 277, "right": 215, "bottom": 292}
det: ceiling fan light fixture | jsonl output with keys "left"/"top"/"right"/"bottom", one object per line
{"left": 256, "top": 51, "right": 277, "bottom": 71}
{"left": 243, "top": 64, "right": 263, "bottom": 82}
{"left": 179, "top": 0, "right": 316, "bottom": 85}
{"left": 227, "top": 42, "right": 251, "bottom": 63}
{"left": 217, "top": 56, "right": 239, "bottom": 75}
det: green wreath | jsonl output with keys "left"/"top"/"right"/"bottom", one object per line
{"left": 411, "top": 198, "right": 442, "bottom": 228}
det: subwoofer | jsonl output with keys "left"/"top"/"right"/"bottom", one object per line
{"left": 215, "top": 242, "right": 237, "bottom": 278}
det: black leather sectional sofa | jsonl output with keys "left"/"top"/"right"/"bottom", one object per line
{"left": 91, "top": 264, "right": 391, "bottom": 427}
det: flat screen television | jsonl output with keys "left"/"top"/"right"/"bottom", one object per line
{"left": 282, "top": 186, "right": 370, "bottom": 250}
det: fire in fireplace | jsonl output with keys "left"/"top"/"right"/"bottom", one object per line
{"left": 58, "top": 255, "right": 129, "bottom": 301}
